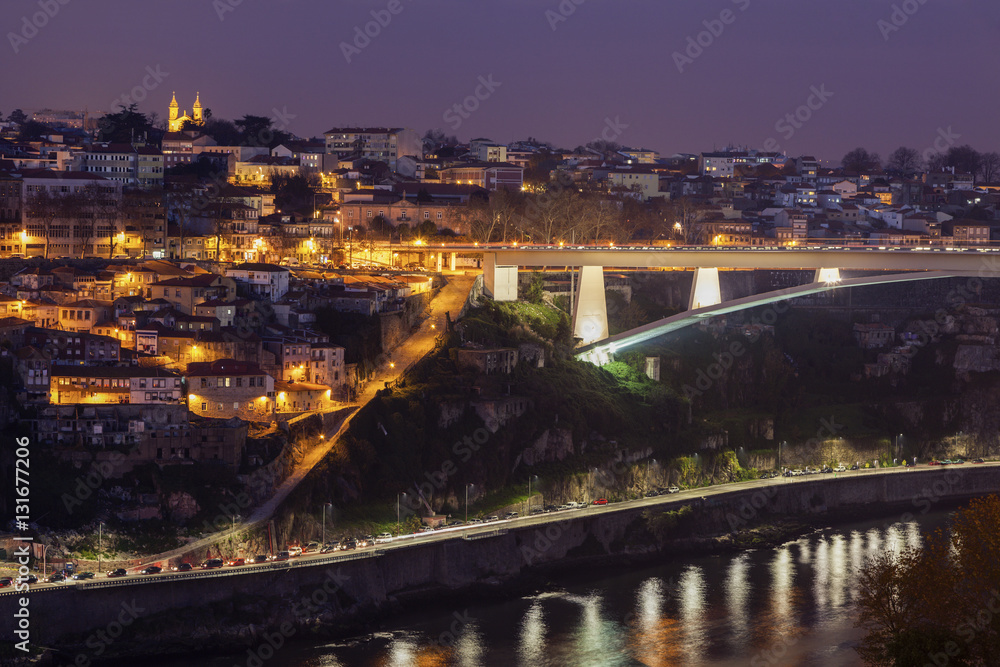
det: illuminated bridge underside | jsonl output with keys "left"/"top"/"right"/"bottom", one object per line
{"left": 575, "top": 270, "right": 977, "bottom": 364}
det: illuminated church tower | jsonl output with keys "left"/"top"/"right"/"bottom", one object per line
{"left": 168, "top": 92, "right": 205, "bottom": 133}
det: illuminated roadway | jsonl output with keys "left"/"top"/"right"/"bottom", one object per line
{"left": 7, "top": 461, "right": 997, "bottom": 596}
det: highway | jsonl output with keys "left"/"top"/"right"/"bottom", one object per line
{"left": 7, "top": 460, "right": 996, "bottom": 597}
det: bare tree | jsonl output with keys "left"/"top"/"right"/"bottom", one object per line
{"left": 977, "top": 152, "right": 1000, "bottom": 184}
{"left": 670, "top": 197, "right": 710, "bottom": 245}
{"left": 841, "top": 147, "right": 882, "bottom": 173}
{"left": 24, "top": 188, "right": 71, "bottom": 259}
{"left": 886, "top": 147, "right": 922, "bottom": 176}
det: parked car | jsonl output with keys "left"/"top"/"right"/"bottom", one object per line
{"left": 287, "top": 546, "right": 303, "bottom": 557}
{"left": 226, "top": 558, "right": 245, "bottom": 567}
{"left": 201, "top": 558, "right": 224, "bottom": 568}
{"left": 974, "top": 458, "right": 987, "bottom": 464}
{"left": 667, "top": 487, "right": 680, "bottom": 494}
{"left": 320, "top": 543, "right": 338, "bottom": 554}
{"left": 821, "top": 467, "right": 833, "bottom": 474}
{"left": 72, "top": 571, "right": 95, "bottom": 580}
{"left": 850, "top": 464, "right": 861, "bottom": 470}
{"left": 269, "top": 552, "right": 289, "bottom": 562}
{"left": 46, "top": 573, "right": 66, "bottom": 583}
{"left": 928, "top": 460, "right": 943, "bottom": 466}
{"left": 140, "top": 566, "right": 162, "bottom": 575}
{"left": 485, "top": 515, "right": 500, "bottom": 522}
{"left": 592, "top": 498, "right": 608, "bottom": 505}
{"left": 530, "top": 508, "right": 545, "bottom": 515}
{"left": 834, "top": 465, "right": 846, "bottom": 473}
{"left": 172, "top": 563, "right": 193, "bottom": 572}
{"left": 504, "top": 512, "right": 519, "bottom": 519}
{"left": 359, "top": 535, "right": 376, "bottom": 547}
{"left": 106, "top": 569, "right": 127, "bottom": 578}
{"left": 469, "top": 518, "right": 484, "bottom": 524}
{"left": 565, "top": 502, "right": 582, "bottom": 509}
{"left": 339, "top": 538, "right": 357, "bottom": 551}
{"left": 253, "top": 554, "right": 269, "bottom": 563}
{"left": 376, "top": 533, "right": 393, "bottom": 544}
{"left": 304, "top": 542, "right": 321, "bottom": 553}
{"left": 0, "top": 577, "right": 13, "bottom": 587}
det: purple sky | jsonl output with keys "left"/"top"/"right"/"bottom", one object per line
{"left": 3, "top": 0, "right": 999, "bottom": 162}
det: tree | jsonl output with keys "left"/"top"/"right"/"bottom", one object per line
{"left": 24, "top": 188, "right": 66, "bottom": 259}
{"left": 886, "top": 147, "right": 922, "bottom": 176}
{"left": 204, "top": 118, "right": 241, "bottom": 146}
{"left": 855, "top": 495, "right": 1000, "bottom": 666}
{"left": 18, "top": 120, "right": 52, "bottom": 142}
{"left": 271, "top": 172, "right": 317, "bottom": 213}
{"left": 978, "top": 152, "right": 1000, "bottom": 184}
{"left": 422, "top": 129, "right": 458, "bottom": 151}
{"left": 235, "top": 115, "right": 292, "bottom": 148}
{"left": 97, "top": 104, "right": 154, "bottom": 143}
{"left": 670, "top": 197, "right": 710, "bottom": 245}
{"left": 943, "top": 145, "right": 982, "bottom": 179}
{"left": 7, "top": 109, "right": 27, "bottom": 125}
{"left": 842, "top": 147, "right": 882, "bottom": 173}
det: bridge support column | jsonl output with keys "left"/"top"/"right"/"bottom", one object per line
{"left": 573, "top": 266, "right": 609, "bottom": 345}
{"left": 815, "top": 268, "right": 841, "bottom": 284}
{"left": 436, "top": 253, "right": 443, "bottom": 272}
{"left": 482, "top": 253, "right": 518, "bottom": 301}
{"left": 449, "top": 252, "right": 456, "bottom": 272}
{"left": 689, "top": 267, "right": 722, "bottom": 310}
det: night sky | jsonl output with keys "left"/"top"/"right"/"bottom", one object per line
{"left": 3, "top": 0, "right": 999, "bottom": 161}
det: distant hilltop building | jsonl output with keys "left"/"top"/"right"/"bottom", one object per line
{"left": 168, "top": 92, "right": 204, "bottom": 133}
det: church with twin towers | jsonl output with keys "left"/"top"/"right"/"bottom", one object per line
{"left": 168, "top": 92, "right": 205, "bottom": 132}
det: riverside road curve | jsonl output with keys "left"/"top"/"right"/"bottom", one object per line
{"left": 7, "top": 460, "right": 998, "bottom": 596}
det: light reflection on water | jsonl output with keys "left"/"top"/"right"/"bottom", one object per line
{"left": 151, "top": 513, "right": 953, "bottom": 667}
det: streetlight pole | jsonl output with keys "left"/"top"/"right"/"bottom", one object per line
{"left": 465, "top": 484, "right": 472, "bottom": 524}
{"left": 397, "top": 493, "right": 404, "bottom": 535}
{"left": 98, "top": 522, "right": 103, "bottom": 573}
{"left": 526, "top": 477, "right": 531, "bottom": 516}
{"left": 322, "top": 503, "right": 331, "bottom": 547}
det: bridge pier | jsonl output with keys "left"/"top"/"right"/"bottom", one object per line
{"left": 482, "top": 252, "right": 518, "bottom": 300}
{"left": 689, "top": 267, "right": 722, "bottom": 309}
{"left": 815, "top": 268, "right": 841, "bottom": 284}
{"left": 572, "top": 266, "right": 610, "bottom": 345}
{"left": 450, "top": 252, "right": 457, "bottom": 272}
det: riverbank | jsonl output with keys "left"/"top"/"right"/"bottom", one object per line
{"left": 12, "top": 464, "right": 998, "bottom": 665}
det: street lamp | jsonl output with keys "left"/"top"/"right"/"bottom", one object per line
{"left": 526, "top": 475, "right": 538, "bottom": 515}
{"left": 465, "top": 484, "right": 473, "bottom": 524}
{"left": 397, "top": 492, "right": 406, "bottom": 535}
{"left": 322, "top": 502, "right": 332, "bottom": 547}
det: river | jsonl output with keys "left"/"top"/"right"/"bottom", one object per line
{"left": 148, "top": 510, "right": 952, "bottom": 667}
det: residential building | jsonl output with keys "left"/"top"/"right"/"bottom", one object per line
{"left": 274, "top": 380, "right": 338, "bottom": 413}
{"left": 322, "top": 127, "right": 422, "bottom": 170}
{"left": 150, "top": 274, "right": 235, "bottom": 314}
{"left": 439, "top": 162, "right": 524, "bottom": 191}
{"left": 82, "top": 143, "right": 164, "bottom": 187}
{"left": 185, "top": 359, "right": 275, "bottom": 420}
{"left": 226, "top": 263, "right": 290, "bottom": 301}
{"left": 50, "top": 366, "right": 183, "bottom": 405}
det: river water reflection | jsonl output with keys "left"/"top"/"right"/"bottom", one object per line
{"left": 152, "top": 511, "right": 950, "bottom": 667}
